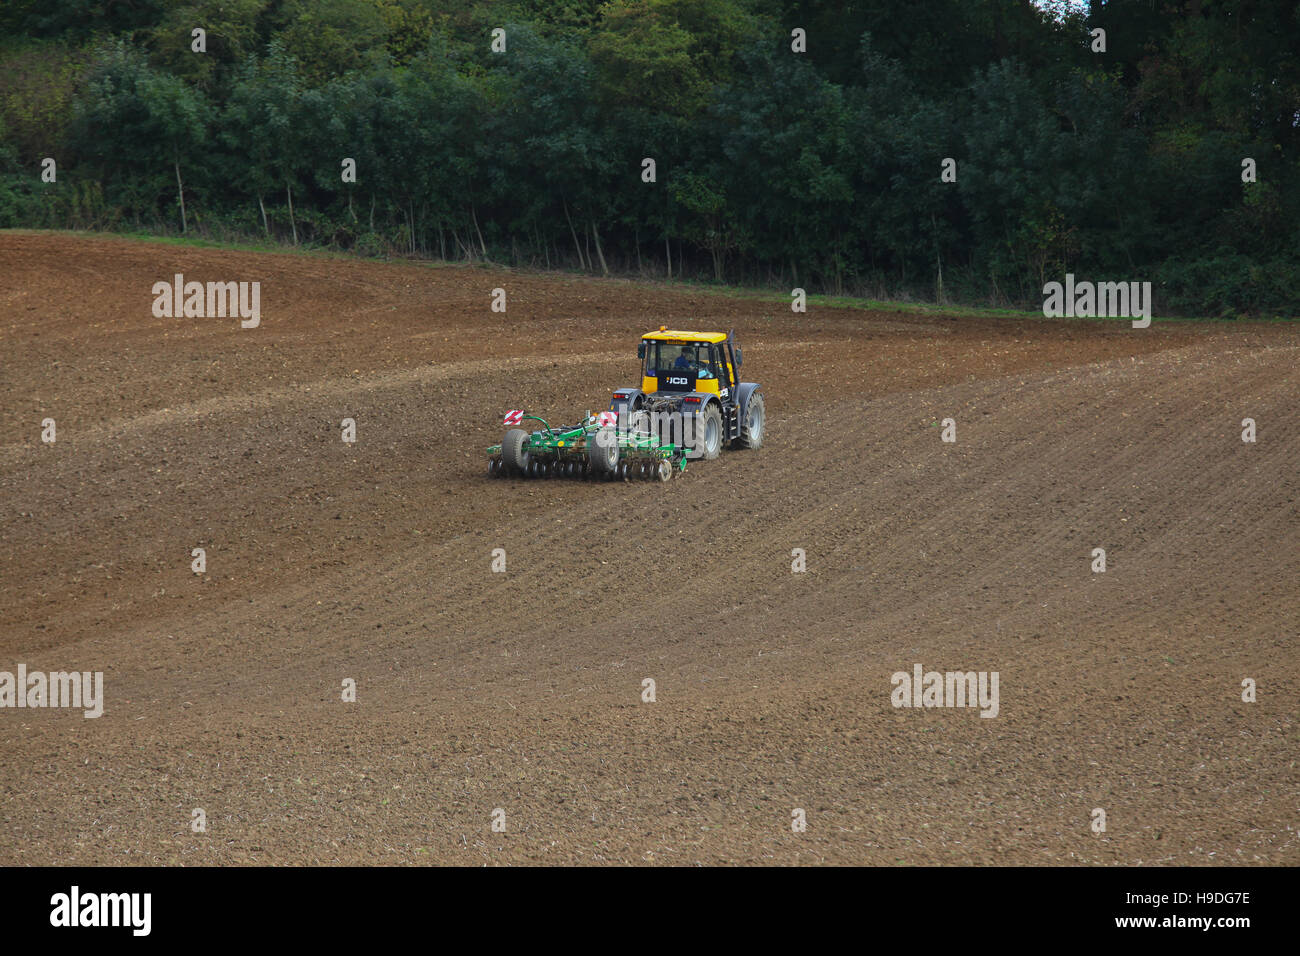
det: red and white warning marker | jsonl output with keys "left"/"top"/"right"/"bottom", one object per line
{"left": 597, "top": 411, "right": 619, "bottom": 427}
{"left": 503, "top": 409, "right": 525, "bottom": 426}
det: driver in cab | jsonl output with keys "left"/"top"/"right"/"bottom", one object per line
{"left": 671, "top": 345, "right": 714, "bottom": 379}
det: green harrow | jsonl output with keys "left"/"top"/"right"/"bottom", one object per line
{"left": 487, "top": 411, "right": 687, "bottom": 482}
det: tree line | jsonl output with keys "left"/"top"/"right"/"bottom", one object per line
{"left": 1, "top": 0, "right": 1296, "bottom": 316}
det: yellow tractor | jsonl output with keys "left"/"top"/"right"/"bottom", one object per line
{"left": 609, "top": 328, "right": 765, "bottom": 460}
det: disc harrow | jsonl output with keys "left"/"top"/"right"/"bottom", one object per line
{"left": 487, "top": 411, "right": 686, "bottom": 482}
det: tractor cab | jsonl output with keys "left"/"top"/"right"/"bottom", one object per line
{"left": 637, "top": 329, "right": 738, "bottom": 400}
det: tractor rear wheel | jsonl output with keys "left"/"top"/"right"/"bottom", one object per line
{"left": 735, "top": 393, "right": 765, "bottom": 449}
{"left": 698, "top": 404, "right": 723, "bottom": 460}
{"left": 502, "top": 428, "right": 531, "bottom": 475}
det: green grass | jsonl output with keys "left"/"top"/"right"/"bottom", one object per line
{"left": 652, "top": 273, "right": 1043, "bottom": 319}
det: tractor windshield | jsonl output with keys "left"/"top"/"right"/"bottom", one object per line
{"left": 644, "top": 341, "right": 717, "bottom": 380}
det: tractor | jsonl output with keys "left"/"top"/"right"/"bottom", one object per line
{"left": 486, "top": 328, "right": 763, "bottom": 480}
{"left": 610, "top": 328, "right": 764, "bottom": 459}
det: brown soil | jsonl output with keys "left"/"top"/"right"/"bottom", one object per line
{"left": 1, "top": 232, "right": 1296, "bottom": 865}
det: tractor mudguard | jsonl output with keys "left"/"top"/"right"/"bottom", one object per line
{"left": 678, "top": 392, "right": 719, "bottom": 411}
{"left": 609, "top": 387, "right": 644, "bottom": 412}
{"left": 736, "top": 383, "right": 762, "bottom": 422}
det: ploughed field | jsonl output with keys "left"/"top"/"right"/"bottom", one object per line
{"left": 1, "top": 232, "right": 1296, "bottom": 865}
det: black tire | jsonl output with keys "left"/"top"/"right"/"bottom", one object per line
{"left": 696, "top": 404, "right": 723, "bottom": 460}
{"left": 735, "top": 392, "right": 765, "bottom": 450}
{"left": 588, "top": 427, "right": 619, "bottom": 474}
{"left": 502, "top": 428, "right": 531, "bottom": 474}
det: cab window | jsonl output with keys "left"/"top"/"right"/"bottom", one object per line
{"left": 645, "top": 341, "right": 717, "bottom": 379}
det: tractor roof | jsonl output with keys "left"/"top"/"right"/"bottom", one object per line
{"left": 641, "top": 328, "right": 727, "bottom": 343}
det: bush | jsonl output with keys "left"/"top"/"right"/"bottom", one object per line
{"left": 1157, "top": 254, "right": 1300, "bottom": 318}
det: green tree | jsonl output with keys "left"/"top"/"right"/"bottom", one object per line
{"left": 589, "top": 0, "right": 761, "bottom": 117}
{"left": 269, "top": 0, "right": 389, "bottom": 86}
{"left": 222, "top": 43, "right": 302, "bottom": 239}
{"left": 144, "top": 0, "right": 269, "bottom": 91}
{"left": 69, "top": 42, "right": 209, "bottom": 231}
